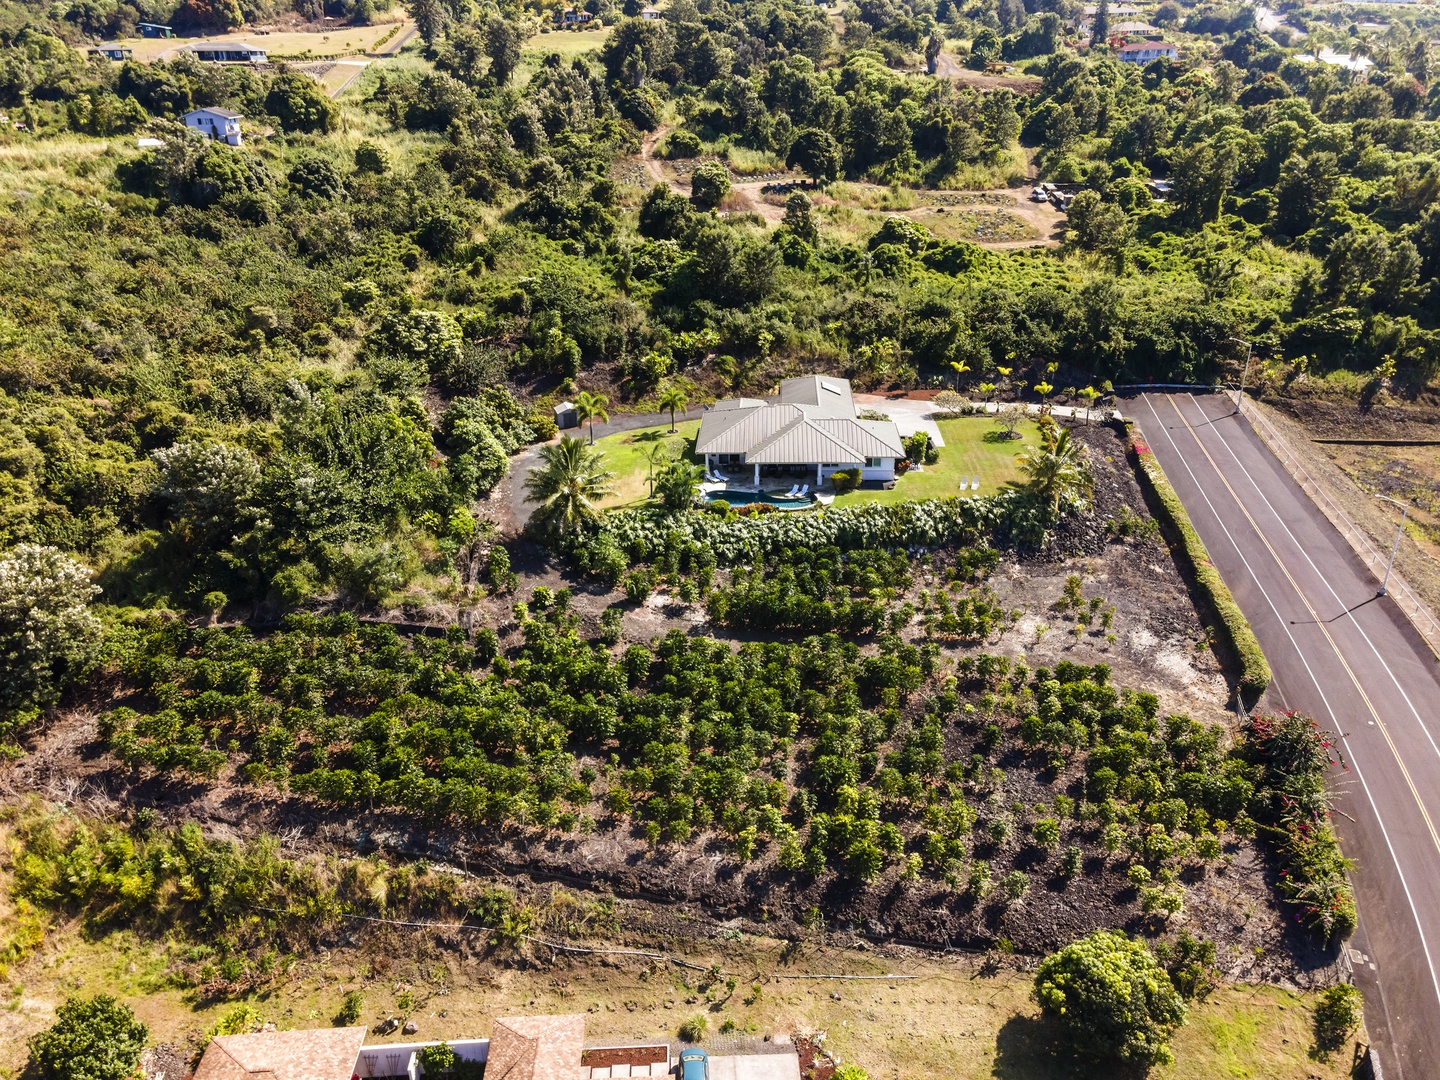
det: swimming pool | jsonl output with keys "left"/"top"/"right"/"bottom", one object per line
{"left": 707, "top": 489, "right": 815, "bottom": 509}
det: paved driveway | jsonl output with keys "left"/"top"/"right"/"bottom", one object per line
{"left": 853, "top": 395, "right": 946, "bottom": 447}
{"left": 1133, "top": 391, "right": 1440, "bottom": 1080}
{"left": 706, "top": 1054, "right": 801, "bottom": 1080}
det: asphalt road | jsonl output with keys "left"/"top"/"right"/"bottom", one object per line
{"left": 1132, "top": 391, "right": 1440, "bottom": 1079}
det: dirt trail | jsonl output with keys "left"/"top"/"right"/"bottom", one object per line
{"left": 933, "top": 50, "right": 1043, "bottom": 94}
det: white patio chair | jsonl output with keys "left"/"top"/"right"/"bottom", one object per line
{"left": 798, "top": 484, "right": 809, "bottom": 496}
{"left": 970, "top": 478, "right": 980, "bottom": 490}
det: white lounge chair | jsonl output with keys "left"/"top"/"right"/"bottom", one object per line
{"left": 798, "top": 484, "right": 809, "bottom": 496}
{"left": 714, "top": 471, "right": 729, "bottom": 482}
{"left": 970, "top": 478, "right": 980, "bottom": 490}
{"left": 784, "top": 484, "right": 799, "bottom": 497}
{"left": 959, "top": 475, "right": 970, "bottom": 490}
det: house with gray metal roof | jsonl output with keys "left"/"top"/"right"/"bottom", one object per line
{"left": 696, "top": 376, "right": 906, "bottom": 488}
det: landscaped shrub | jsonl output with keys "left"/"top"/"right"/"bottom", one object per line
{"left": 1312, "top": 983, "right": 1363, "bottom": 1052}
{"left": 1129, "top": 433, "right": 1271, "bottom": 701}
{"left": 829, "top": 467, "right": 862, "bottom": 493}
{"left": 27, "top": 995, "right": 149, "bottom": 1080}
{"left": 1033, "top": 930, "right": 1187, "bottom": 1066}
{"left": 593, "top": 491, "right": 1050, "bottom": 569}
{"left": 1240, "top": 711, "right": 1356, "bottom": 941}
{"left": 679, "top": 1012, "right": 708, "bottom": 1041}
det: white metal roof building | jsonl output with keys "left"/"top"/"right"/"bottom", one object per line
{"left": 184, "top": 106, "right": 244, "bottom": 146}
{"left": 696, "top": 376, "right": 906, "bottom": 487}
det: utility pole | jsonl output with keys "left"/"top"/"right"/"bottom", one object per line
{"left": 1376, "top": 494, "right": 1410, "bottom": 597}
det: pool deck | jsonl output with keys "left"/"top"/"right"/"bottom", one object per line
{"left": 701, "top": 482, "right": 835, "bottom": 507}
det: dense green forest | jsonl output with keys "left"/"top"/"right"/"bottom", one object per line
{"left": 0, "top": 0, "right": 1438, "bottom": 627}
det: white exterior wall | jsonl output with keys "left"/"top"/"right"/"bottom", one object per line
{"left": 355, "top": 1037, "right": 489, "bottom": 1078}
{"left": 860, "top": 458, "right": 896, "bottom": 481}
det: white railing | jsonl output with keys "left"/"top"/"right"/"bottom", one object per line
{"left": 354, "top": 1038, "right": 489, "bottom": 1079}
{"left": 1242, "top": 401, "right": 1440, "bottom": 659}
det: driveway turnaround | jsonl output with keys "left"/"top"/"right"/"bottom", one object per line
{"left": 1133, "top": 391, "right": 1440, "bottom": 1080}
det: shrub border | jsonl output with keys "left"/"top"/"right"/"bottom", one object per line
{"left": 1123, "top": 424, "right": 1272, "bottom": 704}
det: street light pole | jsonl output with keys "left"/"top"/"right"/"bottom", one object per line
{"left": 1376, "top": 494, "right": 1409, "bottom": 597}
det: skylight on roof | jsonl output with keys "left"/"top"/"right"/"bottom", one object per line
{"left": 821, "top": 381, "right": 842, "bottom": 394}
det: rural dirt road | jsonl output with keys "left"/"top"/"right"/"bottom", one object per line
{"left": 932, "top": 49, "right": 1043, "bottom": 94}
{"left": 1132, "top": 390, "right": 1440, "bottom": 1080}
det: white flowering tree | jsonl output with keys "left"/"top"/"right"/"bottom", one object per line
{"left": 0, "top": 545, "right": 102, "bottom": 728}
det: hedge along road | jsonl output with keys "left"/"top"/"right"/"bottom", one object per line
{"left": 1132, "top": 390, "right": 1440, "bottom": 1080}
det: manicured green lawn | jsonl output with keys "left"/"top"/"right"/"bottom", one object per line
{"left": 590, "top": 420, "right": 700, "bottom": 508}
{"left": 588, "top": 414, "right": 1040, "bottom": 510}
{"left": 831, "top": 415, "right": 1043, "bottom": 506}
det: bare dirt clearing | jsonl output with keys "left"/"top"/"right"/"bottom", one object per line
{"left": 630, "top": 128, "right": 1063, "bottom": 246}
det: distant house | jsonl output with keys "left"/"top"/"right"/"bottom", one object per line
{"left": 554, "top": 7, "right": 594, "bottom": 22}
{"left": 183, "top": 41, "right": 269, "bottom": 63}
{"left": 90, "top": 44, "right": 133, "bottom": 60}
{"left": 184, "top": 107, "right": 244, "bottom": 146}
{"left": 1117, "top": 40, "right": 1179, "bottom": 63}
{"left": 639, "top": 6, "right": 663, "bottom": 16}
{"left": 696, "top": 375, "right": 906, "bottom": 487}
{"left": 137, "top": 21, "right": 173, "bottom": 36}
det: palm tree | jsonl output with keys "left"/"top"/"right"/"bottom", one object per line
{"left": 1077, "top": 385, "right": 1101, "bottom": 423}
{"left": 524, "top": 435, "right": 615, "bottom": 537}
{"left": 574, "top": 390, "right": 610, "bottom": 444}
{"left": 949, "top": 359, "right": 971, "bottom": 390}
{"left": 1033, "top": 381, "right": 1054, "bottom": 414}
{"left": 1016, "top": 427, "right": 1087, "bottom": 516}
{"left": 643, "top": 442, "right": 673, "bottom": 496}
{"left": 658, "top": 382, "right": 690, "bottom": 432}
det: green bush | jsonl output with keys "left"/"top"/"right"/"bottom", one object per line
{"left": 1034, "top": 930, "right": 1187, "bottom": 1066}
{"left": 1242, "top": 712, "right": 1357, "bottom": 941}
{"left": 1130, "top": 434, "right": 1270, "bottom": 701}
{"left": 679, "top": 1012, "right": 708, "bottom": 1042}
{"left": 1312, "top": 983, "right": 1363, "bottom": 1052}
{"left": 829, "top": 467, "right": 862, "bottom": 493}
{"left": 27, "top": 995, "right": 148, "bottom": 1080}
{"left": 335, "top": 990, "right": 365, "bottom": 1027}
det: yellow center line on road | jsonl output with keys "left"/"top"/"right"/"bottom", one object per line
{"left": 1160, "top": 394, "right": 1440, "bottom": 862}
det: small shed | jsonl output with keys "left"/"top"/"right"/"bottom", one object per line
{"left": 554, "top": 401, "right": 578, "bottom": 429}
{"left": 91, "top": 44, "right": 133, "bottom": 60}
{"left": 138, "top": 22, "right": 173, "bottom": 36}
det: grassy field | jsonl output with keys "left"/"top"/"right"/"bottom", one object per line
{"left": 818, "top": 204, "right": 1037, "bottom": 246}
{"left": 111, "top": 20, "right": 407, "bottom": 61}
{"left": 591, "top": 419, "right": 701, "bottom": 508}
{"left": 831, "top": 415, "right": 1041, "bottom": 506}
{"left": 0, "top": 917, "right": 1361, "bottom": 1080}
{"left": 524, "top": 25, "right": 613, "bottom": 56}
